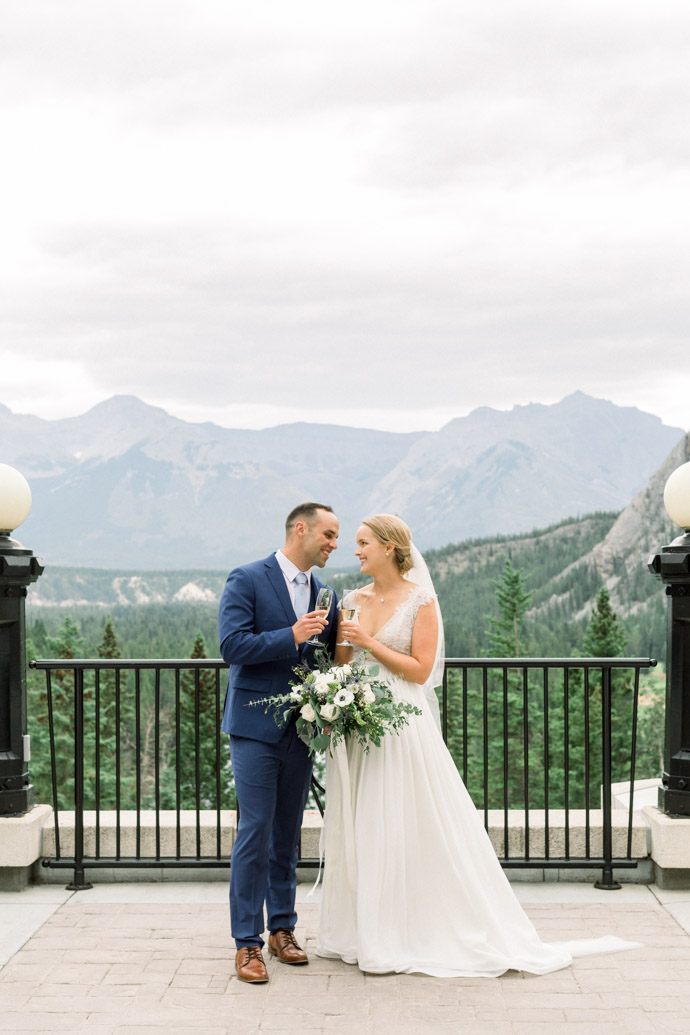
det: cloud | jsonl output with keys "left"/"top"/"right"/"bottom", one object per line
{"left": 0, "top": 0, "right": 689, "bottom": 433}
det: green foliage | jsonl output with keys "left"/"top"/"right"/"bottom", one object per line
{"left": 46, "top": 614, "right": 85, "bottom": 660}
{"left": 32, "top": 615, "right": 87, "bottom": 807}
{"left": 582, "top": 588, "right": 626, "bottom": 657}
{"left": 487, "top": 559, "right": 532, "bottom": 657}
{"left": 91, "top": 616, "right": 136, "bottom": 808}
{"left": 28, "top": 603, "right": 221, "bottom": 664}
{"left": 635, "top": 669, "right": 666, "bottom": 780}
{"left": 429, "top": 512, "right": 628, "bottom": 660}
{"left": 160, "top": 632, "right": 236, "bottom": 810}
{"left": 26, "top": 634, "right": 55, "bottom": 806}
{"left": 28, "top": 613, "right": 235, "bottom": 815}
{"left": 444, "top": 580, "right": 663, "bottom": 813}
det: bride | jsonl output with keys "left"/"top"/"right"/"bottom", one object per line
{"left": 315, "top": 513, "right": 638, "bottom": 977}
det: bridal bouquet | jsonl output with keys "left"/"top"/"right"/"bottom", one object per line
{"left": 251, "top": 650, "right": 421, "bottom": 757}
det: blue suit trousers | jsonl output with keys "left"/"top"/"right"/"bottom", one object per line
{"left": 229, "top": 722, "right": 313, "bottom": 948}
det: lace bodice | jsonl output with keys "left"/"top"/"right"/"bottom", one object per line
{"left": 344, "top": 585, "right": 435, "bottom": 659}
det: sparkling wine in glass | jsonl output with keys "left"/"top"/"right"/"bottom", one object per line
{"left": 337, "top": 593, "right": 358, "bottom": 647}
{"left": 307, "top": 587, "right": 333, "bottom": 646}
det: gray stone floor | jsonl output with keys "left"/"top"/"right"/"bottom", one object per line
{"left": 2, "top": 881, "right": 690, "bottom": 1033}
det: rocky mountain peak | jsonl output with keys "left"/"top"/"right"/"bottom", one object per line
{"left": 2, "top": 392, "right": 684, "bottom": 569}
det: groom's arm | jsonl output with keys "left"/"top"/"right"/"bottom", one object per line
{"left": 219, "top": 566, "right": 299, "bottom": 667}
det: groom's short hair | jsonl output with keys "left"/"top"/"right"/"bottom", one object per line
{"left": 286, "top": 502, "right": 334, "bottom": 534}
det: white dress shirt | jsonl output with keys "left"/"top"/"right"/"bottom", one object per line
{"left": 275, "top": 550, "right": 312, "bottom": 612}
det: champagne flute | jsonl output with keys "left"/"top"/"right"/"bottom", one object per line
{"left": 337, "top": 592, "right": 358, "bottom": 647}
{"left": 306, "top": 587, "right": 333, "bottom": 646}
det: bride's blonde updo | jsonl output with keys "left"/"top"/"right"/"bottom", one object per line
{"left": 362, "top": 513, "right": 414, "bottom": 575}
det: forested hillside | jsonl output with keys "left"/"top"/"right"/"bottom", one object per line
{"left": 26, "top": 509, "right": 669, "bottom": 662}
{"left": 428, "top": 513, "right": 667, "bottom": 660}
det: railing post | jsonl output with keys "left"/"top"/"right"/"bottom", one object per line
{"left": 595, "top": 665, "right": 620, "bottom": 890}
{"left": 67, "top": 668, "right": 92, "bottom": 890}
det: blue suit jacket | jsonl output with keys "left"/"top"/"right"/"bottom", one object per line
{"left": 219, "top": 553, "right": 339, "bottom": 743}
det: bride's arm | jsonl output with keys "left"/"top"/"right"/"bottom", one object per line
{"left": 339, "top": 602, "right": 438, "bottom": 684}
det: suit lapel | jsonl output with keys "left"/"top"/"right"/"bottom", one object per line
{"left": 264, "top": 554, "right": 297, "bottom": 623}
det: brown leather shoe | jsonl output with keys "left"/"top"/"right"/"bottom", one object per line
{"left": 268, "top": 928, "right": 308, "bottom": 965}
{"left": 235, "top": 946, "right": 269, "bottom": 983}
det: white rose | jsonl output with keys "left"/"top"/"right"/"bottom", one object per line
{"left": 320, "top": 702, "right": 340, "bottom": 721}
{"left": 333, "top": 688, "right": 354, "bottom": 708}
{"left": 361, "top": 688, "right": 376, "bottom": 705}
{"left": 300, "top": 703, "right": 316, "bottom": 722}
{"left": 314, "top": 673, "right": 331, "bottom": 692}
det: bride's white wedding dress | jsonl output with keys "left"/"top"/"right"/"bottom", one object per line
{"left": 316, "top": 586, "right": 639, "bottom": 977}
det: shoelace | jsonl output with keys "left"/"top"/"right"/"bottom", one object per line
{"left": 243, "top": 946, "right": 264, "bottom": 962}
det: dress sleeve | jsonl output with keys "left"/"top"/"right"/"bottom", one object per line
{"left": 410, "top": 585, "right": 435, "bottom": 615}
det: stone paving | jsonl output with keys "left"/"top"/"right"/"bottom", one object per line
{"left": 2, "top": 882, "right": 690, "bottom": 1034}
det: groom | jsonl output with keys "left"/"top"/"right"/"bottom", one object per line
{"left": 219, "top": 502, "right": 339, "bottom": 983}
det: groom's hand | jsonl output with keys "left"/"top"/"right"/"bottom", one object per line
{"left": 292, "top": 609, "right": 329, "bottom": 646}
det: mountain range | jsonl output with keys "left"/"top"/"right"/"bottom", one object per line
{"left": 26, "top": 428, "right": 690, "bottom": 669}
{"left": 2, "top": 391, "right": 684, "bottom": 570}
{"left": 430, "top": 432, "right": 690, "bottom": 654}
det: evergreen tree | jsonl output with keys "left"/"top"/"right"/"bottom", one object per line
{"left": 39, "top": 616, "right": 86, "bottom": 807}
{"left": 550, "top": 587, "right": 635, "bottom": 809}
{"left": 483, "top": 560, "right": 535, "bottom": 810}
{"left": 47, "top": 614, "right": 85, "bottom": 664}
{"left": 94, "top": 616, "right": 136, "bottom": 808}
{"left": 25, "top": 633, "right": 53, "bottom": 805}
{"left": 635, "top": 671, "right": 665, "bottom": 781}
{"left": 487, "top": 560, "right": 533, "bottom": 657}
{"left": 161, "top": 632, "right": 235, "bottom": 810}
{"left": 446, "top": 562, "right": 534, "bottom": 811}
{"left": 582, "top": 587, "right": 626, "bottom": 657}
{"left": 98, "top": 616, "right": 121, "bottom": 661}
{"left": 588, "top": 588, "right": 635, "bottom": 789}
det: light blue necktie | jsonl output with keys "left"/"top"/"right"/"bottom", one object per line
{"left": 294, "top": 571, "right": 310, "bottom": 618}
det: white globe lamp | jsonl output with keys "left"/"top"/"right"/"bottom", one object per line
{"left": 0, "top": 463, "right": 32, "bottom": 536}
{"left": 664, "top": 461, "right": 690, "bottom": 533}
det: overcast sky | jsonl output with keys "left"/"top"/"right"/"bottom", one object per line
{"left": 1, "top": 0, "right": 688, "bottom": 434}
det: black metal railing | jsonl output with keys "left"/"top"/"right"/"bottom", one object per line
{"left": 441, "top": 658, "right": 654, "bottom": 889}
{"left": 29, "top": 656, "right": 655, "bottom": 889}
